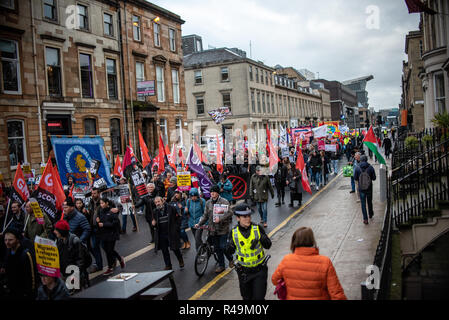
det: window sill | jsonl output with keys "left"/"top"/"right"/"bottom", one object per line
{"left": 77, "top": 28, "right": 91, "bottom": 34}
{"left": 43, "top": 18, "right": 60, "bottom": 26}
{"left": 194, "top": 83, "right": 203, "bottom": 86}
{"left": 103, "top": 33, "right": 116, "bottom": 40}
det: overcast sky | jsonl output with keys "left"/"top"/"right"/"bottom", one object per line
{"left": 151, "top": 0, "right": 420, "bottom": 111}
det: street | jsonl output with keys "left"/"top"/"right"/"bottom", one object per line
{"left": 88, "top": 161, "right": 346, "bottom": 300}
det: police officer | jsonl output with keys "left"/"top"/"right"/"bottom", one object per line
{"left": 225, "top": 203, "right": 272, "bottom": 300}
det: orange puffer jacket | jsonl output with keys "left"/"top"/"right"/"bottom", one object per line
{"left": 271, "top": 247, "right": 347, "bottom": 300}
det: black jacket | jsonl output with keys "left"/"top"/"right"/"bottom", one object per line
{"left": 95, "top": 207, "right": 120, "bottom": 241}
{"left": 153, "top": 202, "right": 181, "bottom": 251}
{"left": 36, "top": 277, "right": 70, "bottom": 300}
{"left": 309, "top": 154, "right": 322, "bottom": 173}
{"left": 4, "top": 245, "right": 37, "bottom": 300}
{"left": 56, "top": 233, "right": 83, "bottom": 278}
{"left": 354, "top": 161, "right": 377, "bottom": 192}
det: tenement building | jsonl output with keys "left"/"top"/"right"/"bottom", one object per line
{"left": 0, "top": 0, "right": 186, "bottom": 183}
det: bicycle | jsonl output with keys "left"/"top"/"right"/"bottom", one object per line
{"left": 194, "top": 225, "right": 219, "bottom": 277}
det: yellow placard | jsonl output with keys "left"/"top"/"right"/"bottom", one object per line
{"left": 177, "top": 172, "right": 191, "bottom": 187}
{"left": 30, "top": 200, "right": 44, "bottom": 219}
{"left": 22, "top": 164, "right": 31, "bottom": 174}
{"left": 34, "top": 236, "right": 60, "bottom": 277}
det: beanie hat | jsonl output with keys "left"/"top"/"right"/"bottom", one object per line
{"left": 4, "top": 226, "right": 23, "bottom": 240}
{"left": 189, "top": 188, "right": 199, "bottom": 196}
{"left": 210, "top": 185, "right": 220, "bottom": 193}
{"left": 55, "top": 219, "right": 70, "bottom": 232}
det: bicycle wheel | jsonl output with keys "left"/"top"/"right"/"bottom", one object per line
{"left": 194, "top": 244, "right": 210, "bottom": 276}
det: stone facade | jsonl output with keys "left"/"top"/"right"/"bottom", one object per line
{"left": 0, "top": 0, "right": 186, "bottom": 184}
{"left": 402, "top": 30, "right": 425, "bottom": 132}
{"left": 419, "top": 0, "right": 449, "bottom": 128}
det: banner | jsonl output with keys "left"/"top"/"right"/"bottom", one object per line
{"left": 208, "top": 106, "right": 232, "bottom": 124}
{"left": 325, "top": 144, "right": 337, "bottom": 152}
{"left": 186, "top": 146, "right": 212, "bottom": 198}
{"left": 177, "top": 171, "right": 192, "bottom": 192}
{"left": 312, "top": 125, "right": 328, "bottom": 138}
{"left": 34, "top": 236, "right": 60, "bottom": 278}
{"left": 318, "top": 140, "right": 325, "bottom": 151}
{"left": 228, "top": 174, "right": 250, "bottom": 200}
{"left": 51, "top": 136, "right": 115, "bottom": 188}
{"left": 291, "top": 127, "right": 313, "bottom": 145}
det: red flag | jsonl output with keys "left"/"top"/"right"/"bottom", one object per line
{"left": 158, "top": 135, "right": 166, "bottom": 174}
{"left": 216, "top": 134, "right": 223, "bottom": 174}
{"left": 138, "top": 130, "right": 152, "bottom": 168}
{"left": 295, "top": 148, "right": 312, "bottom": 195}
{"left": 11, "top": 163, "right": 30, "bottom": 205}
{"left": 122, "top": 146, "right": 133, "bottom": 172}
{"left": 113, "top": 154, "right": 123, "bottom": 177}
{"left": 266, "top": 125, "right": 279, "bottom": 171}
{"left": 39, "top": 158, "right": 66, "bottom": 211}
{"left": 129, "top": 138, "right": 136, "bottom": 158}
{"left": 169, "top": 144, "right": 177, "bottom": 172}
{"left": 193, "top": 140, "right": 207, "bottom": 164}
{"left": 178, "top": 148, "right": 185, "bottom": 168}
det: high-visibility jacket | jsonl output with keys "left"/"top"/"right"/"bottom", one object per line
{"left": 232, "top": 225, "right": 265, "bottom": 268}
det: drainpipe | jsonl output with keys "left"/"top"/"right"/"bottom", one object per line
{"left": 117, "top": 1, "right": 129, "bottom": 149}
{"left": 123, "top": 0, "right": 137, "bottom": 149}
{"left": 30, "top": 0, "right": 45, "bottom": 164}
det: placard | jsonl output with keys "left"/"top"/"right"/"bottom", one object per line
{"left": 118, "top": 184, "right": 131, "bottom": 203}
{"left": 34, "top": 236, "right": 60, "bottom": 278}
{"left": 23, "top": 164, "right": 33, "bottom": 179}
{"left": 137, "top": 80, "right": 155, "bottom": 97}
{"left": 325, "top": 144, "right": 337, "bottom": 152}
{"left": 130, "top": 170, "right": 149, "bottom": 199}
{"left": 29, "top": 197, "right": 45, "bottom": 225}
{"left": 213, "top": 204, "right": 228, "bottom": 221}
{"left": 177, "top": 171, "right": 191, "bottom": 191}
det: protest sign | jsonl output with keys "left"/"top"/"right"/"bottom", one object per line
{"left": 213, "top": 204, "right": 228, "bottom": 221}
{"left": 325, "top": 144, "right": 337, "bottom": 152}
{"left": 177, "top": 171, "right": 191, "bottom": 191}
{"left": 118, "top": 184, "right": 131, "bottom": 203}
{"left": 318, "top": 140, "right": 325, "bottom": 151}
{"left": 22, "top": 163, "right": 33, "bottom": 180}
{"left": 34, "top": 236, "right": 60, "bottom": 278}
{"left": 130, "top": 170, "right": 149, "bottom": 200}
{"left": 29, "top": 198, "right": 44, "bottom": 225}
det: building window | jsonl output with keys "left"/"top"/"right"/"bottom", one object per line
{"left": 84, "top": 118, "right": 97, "bottom": 135}
{"left": 260, "top": 70, "right": 264, "bottom": 83}
{"left": 106, "top": 58, "right": 117, "bottom": 99}
{"left": 435, "top": 72, "right": 446, "bottom": 114}
{"left": 251, "top": 91, "right": 255, "bottom": 113}
{"left": 0, "top": 0, "right": 14, "bottom": 9}
{"left": 153, "top": 22, "right": 160, "bottom": 47}
{"left": 156, "top": 65, "right": 165, "bottom": 102}
{"left": 194, "top": 70, "right": 202, "bottom": 84}
{"left": 256, "top": 68, "right": 259, "bottom": 83}
{"left": 0, "top": 39, "right": 21, "bottom": 94}
{"left": 77, "top": 4, "right": 88, "bottom": 30}
{"left": 104, "top": 13, "right": 114, "bottom": 37}
{"left": 79, "top": 53, "right": 93, "bottom": 98}
{"left": 175, "top": 118, "right": 183, "bottom": 143}
{"left": 257, "top": 92, "right": 261, "bottom": 113}
{"left": 196, "top": 95, "right": 204, "bottom": 115}
{"left": 135, "top": 61, "right": 144, "bottom": 101}
{"left": 249, "top": 66, "right": 253, "bottom": 81}
{"left": 271, "top": 94, "right": 275, "bottom": 113}
{"left": 172, "top": 69, "right": 180, "bottom": 104}
{"left": 169, "top": 28, "right": 176, "bottom": 51}
{"left": 221, "top": 67, "right": 229, "bottom": 82}
{"left": 265, "top": 71, "right": 268, "bottom": 85}
{"left": 222, "top": 92, "right": 231, "bottom": 111}
{"left": 110, "top": 118, "right": 121, "bottom": 155}
{"left": 159, "top": 118, "right": 168, "bottom": 145}
{"left": 7, "top": 120, "right": 26, "bottom": 167}
{"left": 44, "top": 0, "right": 57, "bottom": 21}
{"left": 262, "top": 92, "right": 266, "bottom": 113}
{"left": 132, "top": 15, "right": 141, "bottom": 41}
{"left": 46, "top": 47, "right": 62, "bottom": 96}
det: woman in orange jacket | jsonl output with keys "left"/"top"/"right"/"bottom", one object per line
{"left": 271, "top": 227, "right": 347, "bottom": 300}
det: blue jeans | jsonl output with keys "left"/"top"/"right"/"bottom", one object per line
{"left": 90, "top": 234, "right": 103, "bottom": 270}
{"left": 332, "top": 160, "right": 338, "bottom": 174}
{"left": 256, "top": 202, "right": 268, "bottom": 223}
{"left": 351, "top": 176, "right": 355, "bottom": 192}
{"left": 314, "top": 172, "right": 321, "bottom": 187}
{"left": 121, "top": 212, "right": 137, "bottom": 232}
{"left": 359, "top": 190, "right": 374, "bottom": 221}
{"left": 211, "top": 234, "right": 229, "bottom": 268}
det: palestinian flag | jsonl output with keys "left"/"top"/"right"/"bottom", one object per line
{"left": 363, "top": 126, "right": 386, "bottom": 165}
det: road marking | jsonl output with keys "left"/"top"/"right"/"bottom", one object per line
{"left": 189, "top": 171, "right": 343, "bottom": 300}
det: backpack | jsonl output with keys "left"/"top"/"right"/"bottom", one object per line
{"left": 359, "top": 167, "right": 372, "bottom": 191}
{"left": 69, "top": 235, "right": 92, "bottom": 271}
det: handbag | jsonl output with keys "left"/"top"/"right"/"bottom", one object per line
{"left": 343, "top": 165, "right": 353, "bottom": 177}
{"left": 274, "top": 279, "right": 287, "bottom": 300}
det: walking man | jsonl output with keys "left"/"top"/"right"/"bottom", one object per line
{"left": 225, "top": 203, "right": 272, "bottom": 300}
{"left": 354, "top": 155, "right": 376, "bottom": 225}
{"left": 249, "top": 166, "right": 274, "bottom": 228}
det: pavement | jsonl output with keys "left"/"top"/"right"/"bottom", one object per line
{"left": 194, "top": 159, "right": 388, "bottom": 300}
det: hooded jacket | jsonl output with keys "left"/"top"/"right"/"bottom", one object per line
{"left": 64, "top": 208, "right": 91, "bottom": 243}
{"left": 271, "top": 247, "right": 347, "bottom": 300}
{"left": 36, "top": 277, "right": 70, "bottom": 300}
{"left": 354, "top": 161, "right": 376, "bottom": 192}
{"left": 199, "top": 196, "right": 233, "bottom": 236}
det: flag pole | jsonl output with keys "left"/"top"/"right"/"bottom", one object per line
{"left": 2, "top": 198, "right": 11, "bottom": 233}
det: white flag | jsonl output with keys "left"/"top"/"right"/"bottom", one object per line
{"left": 312, "top": 125, "right": 328, "bottom": 138}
